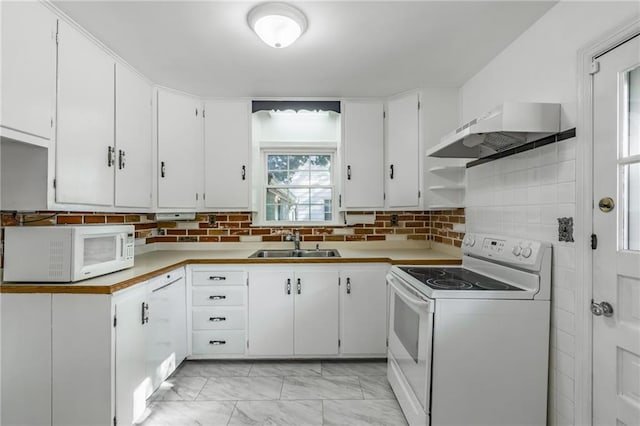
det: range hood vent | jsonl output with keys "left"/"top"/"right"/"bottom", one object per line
{"left": 426, "top": 102, "right": 560, "bottom": 159}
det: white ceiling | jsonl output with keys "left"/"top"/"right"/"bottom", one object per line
{"left": 52, "top": 1, "right": 557, "bottom": 98}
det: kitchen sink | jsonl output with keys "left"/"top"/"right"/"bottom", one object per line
{"left": 248, "top": 249, "right": 340, "bottom": 258}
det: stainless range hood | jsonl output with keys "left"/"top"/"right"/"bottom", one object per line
{"left": 426, "top": 102, "right": 560, "bottom": 159}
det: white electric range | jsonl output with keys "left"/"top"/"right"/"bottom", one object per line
{"left": 387, "top": 233, "right": 552, "bottom": 426}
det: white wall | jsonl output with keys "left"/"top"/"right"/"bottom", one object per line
{"left": 461, "top": 1, "right": 640, "bottom": 130}
{"left": 460, "top": 2, "right": 639, "bottom": 426}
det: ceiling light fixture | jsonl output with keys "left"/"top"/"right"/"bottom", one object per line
{"left": 247, "top": 2, "right": 308, "bottom": 49}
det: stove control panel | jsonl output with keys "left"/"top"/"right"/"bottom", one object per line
{"left": 462, "top": 233, "right": 551, "bottom": 270}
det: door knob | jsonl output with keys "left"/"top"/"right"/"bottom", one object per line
{"left": 598, "top": 197, "right": 615, "bottom": 212}
{"left": 591, "top": 300, "right": 614, "bottom": 317}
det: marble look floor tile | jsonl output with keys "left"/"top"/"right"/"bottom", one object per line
{"left": 321, "top": 361, "right": 387, "bottom": 377}
{"left": 149, "top": 376, "right": 207, "bottom": 401}
{"left": 228, "top": 400, "right": 323, "bottom": 425}
{"left": 359, "top": 375, "right": 395, "bottom": 400}
{"left": 323, "top": 400, "right": 408, "bottom": 426}
{"left": 280, "top": 375, "right": 363, "bottom": 400}
{"left": 249, "top": 361, "right": 321, "bottom": 377}
{"left": 196, "top": 376, "right": 284, "bottom": 401}
{"left": 138, "top": 401, "right": 235, "bottom": 426}
{"left": 175, "top": 361, "right": 253, "bottom": 377}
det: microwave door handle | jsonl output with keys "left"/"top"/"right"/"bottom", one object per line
{"left": 388, "top": 276, "right": 432, "bottom": 311}
{"left": 119, "top": 235, "right": 124, "bottom": 259}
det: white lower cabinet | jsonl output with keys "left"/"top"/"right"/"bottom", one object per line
{"left": 340, "top": 265, "right": 389, "bottom": 355}
{"left": 189, "top": 266, "right": 248, "bottom": 358}
{"left": 247, "top": 267, "right": 340, "bottom": 357}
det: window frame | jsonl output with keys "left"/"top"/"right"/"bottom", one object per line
{"left": 255, "top": 148, "right": 341, "bottom": 226}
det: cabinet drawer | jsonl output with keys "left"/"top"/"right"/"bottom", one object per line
{"left": 192, "top": 330, "right": 245, "bottom": 355}
{"left": 192, "top": 270, "right": 246, "bottom": 286}
{"left": 192, "top": 307, "right": 245, "bottom": 330}
{"left": 192, "top": 287, "right": 245, "bottom": 306}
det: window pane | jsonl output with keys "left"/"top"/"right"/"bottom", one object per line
{"left": 268, "top": 171, "right": 290, "bottom": 185}
{"left": 629, "top": 66, "right": 640, "bottom": 157}
{"left": 624, "top": 163, "right": 640, "bottom": 251}
{"left": 267, "top": 155, "right": 289, "bottom": 171}
{"left": 310, "top": 171, "right": 331, "bottom": 185}
{"left": 309, "top": 155, "right": 331, "bottom": 170}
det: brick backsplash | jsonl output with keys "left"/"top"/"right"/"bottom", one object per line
{"left": 0, "top": 209, "right": 464, "bottom": 268}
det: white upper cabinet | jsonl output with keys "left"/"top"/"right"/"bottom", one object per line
{"left": 0, "top": 2, "right": 56, "bottom": 146}
{"left": 115, "top": 64, "right": 152, "bottom": 208}
{"left": 342, "top": 101, "right": 385, "bottom": 209}
{"left": 56, "top": 21, "right": 115, "bottom": 206}
{"left": 157, "top": 89, "right": 202, "bottom": 209}
{"left": 386, "top": 92, "right": 422, "bottom": 209}
{"left": 204, "top": 100, "right": 250, "bottom": 209}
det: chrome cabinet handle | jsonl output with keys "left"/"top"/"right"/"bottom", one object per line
{"left": 297, "top": 278, "right": 301, "bottom": 295}
{"left": 107, "top": 146, "right": 115, "bottom": 167}
{"left": 389, "top": 164, "right": 394, "bottom": 179}
{"left": 209, "top": 276, "right": 227, "bottom": 281}
{"left": 160, "top": 161, "right": 166, "bottom": 178}
{"left": 118, "top": 149, "right": 126, "bottom": 169}
{"left": 591, "top": 300, "right": 614, "bottom": 317}
{"left": 286, "top": 278, "right": 291, "bottom": 295}
{"left": 209, "top": 317, "right": 226, "bottom": 322}
{"left": 347, "top": 165, "right": 351, "bottom": 180}
{"left": 141, "top": 302, "right": 149, "bottom": 324}
{"left": 209, "top": 340, "right": 226, "bottom": 345}
{"left": 346, "top": 277, "right": 351, "bottom": 294}
{"left": 241, "top": 165, "right": 246, "bottom": 180}
{"left": 209, "top": 295, "right": 227, "bottom": 300}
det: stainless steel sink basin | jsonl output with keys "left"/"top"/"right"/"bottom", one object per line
{"left": 249, "top": 249, "right": 340, "bottom": 258}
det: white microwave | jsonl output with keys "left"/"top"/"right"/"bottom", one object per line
{"left": 3, "top": 225, "right": 135, "bottom": 282}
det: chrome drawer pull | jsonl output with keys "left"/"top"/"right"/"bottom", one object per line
{"left": 209, "top": 295, "right": 227, "bottom": 300}
{"left": 209, "top": 276, "right": 227, "bottom": 280}
{"left": 209, "top": 317, "right": 227, "bottom": 322}
{"left": 209, "top": 340, "right": 226, "bottom": 345}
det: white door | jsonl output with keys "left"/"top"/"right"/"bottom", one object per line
{"left": 56, "top": 21, "right": 115, "bottom": 206}
{"left": 342, "top": 101, "right": 385, "bottom": 209}
{"left": 592, "top": 34, "right": 640, "bottom": 426}
{"left": 115, "top": 63, "right": 152, "bottom": 208}
{"left": 294, "top": 269, "right": 339, "bottom": 355}
{"left": 340, "top": 267, "right": 388, "bottom": 355}
{"left": 157, "top": 89, "right": 201, "bottom": 209}
{"left": 204, "top": 100, "right": 251, "bottom": 209}
{"left": 248, "top": 269, "right": 294, "bottom": 356}
{"left": 387, "top": 92, "right": 421, "bottom": 208}
{"left": 114, "top": 285, "right": 148, "bottom": 426}
{"left": 0, "top": 1, "right": 56, "bottom": 144}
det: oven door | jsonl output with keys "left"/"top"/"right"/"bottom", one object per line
{"left": 387, "top": 273, "right": 434, "bottom": 413}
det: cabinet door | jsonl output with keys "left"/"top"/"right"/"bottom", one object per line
{"left": 157, "top": 89, "right": 201, "bottom": 209}
{"left": 1, "top": 294, "right": 52, "bottom": 426}
{"left": 115, "top": 63, "right": 152, "bottom": 208}
{"left": 204, "top": 100, "right": 250, "bottom": 209}
{"left": 248, "top": 270, "right": 294, "bottom": 356}
{"left": 114, "top": 284, "right": 148, "bottom": 426}
{"left": 294, "top": 269, "right": 339, "bottom": 355}
{"left": 387, "top": 93, "right": 421, "bottom": 208}
{"left": 340, "top": 267, "right": 388, "bottom": 355}
{"left": 0, "top": 1, "right": 55, "bottom": 145}
{"left": 342, "top": 101, "right": 384, "bottom": 209}
{"left": 56, "top": 21, "right": 115, "bottom": 206}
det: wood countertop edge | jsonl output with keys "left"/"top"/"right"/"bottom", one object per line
{"left": 0, "top": 257, "right": 461, "bottom": 294}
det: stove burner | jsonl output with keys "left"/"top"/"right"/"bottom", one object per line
{"left": 474, "top": 281, "right": 514, "bottom": 290}
{"left": 427, "top": 278, "right": 474, "bottom": 290}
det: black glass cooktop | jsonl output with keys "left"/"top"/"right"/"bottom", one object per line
{"left": 398, "top": 267, "right": 523, "bottom": 291}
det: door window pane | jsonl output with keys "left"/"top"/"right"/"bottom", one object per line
{"left": 628, "top": 66, "right": 640, "bottom": 157}
{"left": 624, "top": 163, "right": 640, "bottom": 251}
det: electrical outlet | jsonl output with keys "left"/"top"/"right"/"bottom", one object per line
{"left": 208, "top": 215, "right": 216, "bottom": 227}
{"left": 390, "top": 214, "right": 399, "bottom": 226}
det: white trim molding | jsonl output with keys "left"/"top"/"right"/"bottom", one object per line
{"left": 575, "top": 17, "right": 640, "bottom": 426}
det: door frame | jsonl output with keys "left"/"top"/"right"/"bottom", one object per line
{"left": 576, "top": 17, "right": 640, "bottom": 426}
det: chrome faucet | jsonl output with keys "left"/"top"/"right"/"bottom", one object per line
{"left": 286, "top": 229, "right": 301, "bottom": 251}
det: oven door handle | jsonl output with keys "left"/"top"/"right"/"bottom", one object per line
{"left": 388, "top": 276, "right": 434, "bottom": 312}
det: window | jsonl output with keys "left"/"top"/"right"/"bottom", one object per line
{"left": 265, "top": 153, "right": 334, "bottom": 223}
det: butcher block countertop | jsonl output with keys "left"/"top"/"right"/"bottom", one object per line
{"left": 0, "top": 242, "right": 461, "bottom": 294}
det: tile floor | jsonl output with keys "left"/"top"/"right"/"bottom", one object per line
{"left": 137, "top": 360, "right": 408, "bottom": 426}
